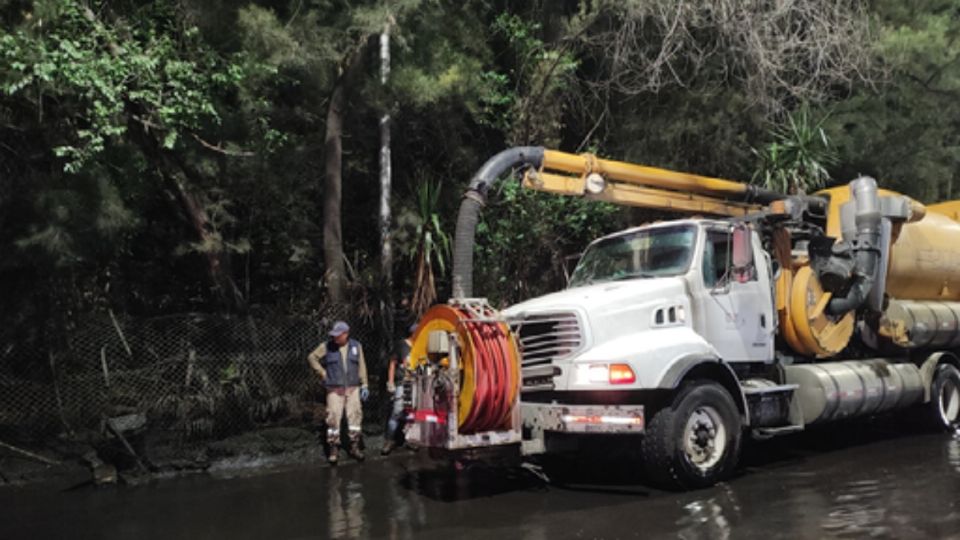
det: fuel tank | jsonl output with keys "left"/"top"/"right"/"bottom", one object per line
{"left": 783, "top": 360, "right": 924, "bottom": 424}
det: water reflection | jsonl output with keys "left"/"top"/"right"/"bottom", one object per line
{"left": 819, "top": 478, "right": 890, "bottom": 538}
{"left": 5, "top": 428, "right": 960, "bottom": 540}
{"left": 676, "top": 485, "right": 740, "bottom": 540}
{"left": 383, "top": 463, "right": 426, "bottom": 540}
{"left": 327, "top": 469, "right": 366, "bottom": 539}
{"left": 948, "top": 433, "right": 960, "bottom": 474}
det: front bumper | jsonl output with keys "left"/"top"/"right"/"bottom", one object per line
{"left": 520, "top": 402, "right": 645, "bottom": 455}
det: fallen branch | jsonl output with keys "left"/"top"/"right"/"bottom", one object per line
{"left": 100, "top": 347, "right": 111, "bottom": 389}
{"left": 0, "top": 440, "right": 61, "bottom": 466}
{"left": 108, "top": 309, "right": 133, "bottom": 358}
{"left": 104, "top": 420, "right": 149, "bottom": 473}
{"left": 191, "top": 133, "right": 255, "bottom": 157}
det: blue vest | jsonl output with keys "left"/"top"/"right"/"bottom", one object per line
{"left": 323, "top": 339, "right": 361, "bottom": 387}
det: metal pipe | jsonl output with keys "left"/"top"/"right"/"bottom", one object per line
{"left": 827, "top": 177, "right": 882, "bottom": 315}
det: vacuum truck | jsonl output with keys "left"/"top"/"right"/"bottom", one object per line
{"left": 402, "top": 147, "right": 960, "bottom": 490}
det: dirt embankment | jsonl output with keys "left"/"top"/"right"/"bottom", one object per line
{"left": 0, "top": 426, "right": 386, "bottom": 489}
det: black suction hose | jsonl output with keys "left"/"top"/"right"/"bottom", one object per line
{"left": 451, "top": 147, "right": 545, "bottom": 298}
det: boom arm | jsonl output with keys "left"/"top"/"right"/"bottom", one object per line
{"left": 451, "top": 146, "right": 785, "bottom": 297}
{"left": 527, "top": 149, "right": 783, "bottom": 217}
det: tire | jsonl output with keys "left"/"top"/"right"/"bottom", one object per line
{"left": 641, "top": 380, "right": 743, "bottom": 490}
{"left": 928, "top": 363, "right": 960, "bottom": 432}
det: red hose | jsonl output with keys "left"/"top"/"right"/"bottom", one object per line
{"left": 459, "top": 311, "right": 517, "bottom": 434}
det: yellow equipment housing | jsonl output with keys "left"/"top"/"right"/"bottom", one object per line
{"left": 818, "top": 186, "right": 960, "bottom": 302}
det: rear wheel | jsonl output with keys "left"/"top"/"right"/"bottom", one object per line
{"left": 929, "top": 363, "right": 960, "bottom": 431}
{"left": 641, "top": 381, "right": 742, "bottom": 490}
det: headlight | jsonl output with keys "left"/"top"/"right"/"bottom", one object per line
{"left": 575, "top": 363, "right": 636, "bottom": 385}
{"left": 576, "top": 364, "right": 609, "bottom": 384}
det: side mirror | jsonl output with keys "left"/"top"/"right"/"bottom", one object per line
{"left": 731, "top": 224, "right": 753, "bottom": 283}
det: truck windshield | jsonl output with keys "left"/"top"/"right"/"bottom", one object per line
{"left": 568, "top": 225, "right": 697, "bottom": 288}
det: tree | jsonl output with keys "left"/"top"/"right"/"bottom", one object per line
{"left": 378, "top": 16, "right": 394, "bottom": 335}
{"left": 1, "top": 1, "right": 257, "bottom": 311}
{"left": 578, "top": 0, "right": 876, "bottom": 116}
{"left": 827, "top": 0, "right": 960, "bottom": 201}
{"left": 407, "top": 180, "right": 451, "bottom": 317}
{"left": 753, "top": 105, "right": 838, "bottom": 194}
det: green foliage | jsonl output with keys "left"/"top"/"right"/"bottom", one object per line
{"left": 2, "top": 0, "right": 959, "bottom": 352}
{"left": 1, "top": 1, "right": 252, "bottom": 173}
{"left": 408, "top": 179, "right": 451, "bottom": 316}
{"left": 488, "top": 11, "right": 580, "bottom": 145}
{"left": 475, "top": 179, "right": 624, "bottom": 306}
{"left": 753, "top": 105, "right": 838, "bottom": 194}
{"left": 826, "top": 0, "right": 960, "bottom": 201}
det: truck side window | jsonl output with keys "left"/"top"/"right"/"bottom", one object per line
{"left": 703, "top": 229, "right": 755, "bottom": 288}
{"left": 702, "top": 230, "right": 730, "bottom": 288}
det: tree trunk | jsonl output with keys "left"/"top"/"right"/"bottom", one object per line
{"left": 323, "top": 75, "right": 349, "bottom": 304}
{"left": 379, "top": 21, "right": 394, "bottom": 335}
{"left": 323, "top": 43, "right": 369, "bottom": 304}
{"left": 167, "top": 172, "right": 245, "bottom": 310}
{"left": 128, "top": 120, "right": 246, "bottom": 311}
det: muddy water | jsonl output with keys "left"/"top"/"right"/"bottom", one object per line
{"left": 2, "top": 425, "right": 959, "bottom": 539}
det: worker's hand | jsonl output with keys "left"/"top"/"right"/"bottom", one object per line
{"left": 386, "top": 381, "right": 396, "bottom": 394}
{"left": 360, "top": 386, "right": 370, "bottom": 402}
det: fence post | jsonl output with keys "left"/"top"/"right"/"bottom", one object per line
{"left": 48, "top": 351, "right": 73, "bottom": 436}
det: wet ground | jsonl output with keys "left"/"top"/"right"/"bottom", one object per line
{"left": 2, "top": 422, "right": 959, "bottom": 540}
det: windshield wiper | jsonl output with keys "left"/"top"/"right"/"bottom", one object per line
{"left": 610, "top": 271, "right": 658, "bottom": 281}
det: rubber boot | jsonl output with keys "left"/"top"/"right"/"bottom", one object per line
{"left": 380, "top": 439, "right": 396, "bottom": 456}
{"left": 327, "top": 433, "right": 340, "bottom": 466}
{"left": 348, "top": 432, "right": 365, "bottom": 462}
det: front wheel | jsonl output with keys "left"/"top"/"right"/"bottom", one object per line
{"left": 641, "top": 381, "right": 742, "bottom": 490}
{"left": 929, "top": 363, "right": 960, "bottom": 431}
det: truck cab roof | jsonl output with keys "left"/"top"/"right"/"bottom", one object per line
{"left": 590, "top": 218, "right": 732, "bottom": 247}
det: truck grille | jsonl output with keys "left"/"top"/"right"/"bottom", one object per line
{"left": 513, "top": 312, "right": 583, "bottom": 367}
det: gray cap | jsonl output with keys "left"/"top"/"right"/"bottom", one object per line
{"left": 328, "top": 320, "right": 350, "bottom": 337}
{"left": 408, "top": 323, "right": 417, "bottom": 335}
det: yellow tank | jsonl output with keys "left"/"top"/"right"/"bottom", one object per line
{"left": 819, "top": 187, "right": 960, "bottom": 302}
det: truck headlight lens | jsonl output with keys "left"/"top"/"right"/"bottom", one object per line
{"left": 575, "top": 363, "right": 636, "bottom": 385}
{"left": 576, "top": 364, "right": 610, "bottom": 384}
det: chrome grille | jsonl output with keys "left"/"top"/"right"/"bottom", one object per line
{"left": 513, "top": 312, "right": 583, "bottom": 367}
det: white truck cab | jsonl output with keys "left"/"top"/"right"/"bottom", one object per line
{"left": 505, "top": 219, "right": 774, "bottom": 395}
{"left": 507, "top": 219, "right": 778, "bottom": 488}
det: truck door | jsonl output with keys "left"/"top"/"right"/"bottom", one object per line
{"left": 693, "top": 226, "right": 774, "bottom": 362}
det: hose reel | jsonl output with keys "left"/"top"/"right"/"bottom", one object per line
{"left": 408, "top": 301, "right": 521, "bottom": 438}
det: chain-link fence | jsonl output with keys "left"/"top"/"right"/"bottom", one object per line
{"left": 0, "top": 306, "right": 396, "bottom": 451}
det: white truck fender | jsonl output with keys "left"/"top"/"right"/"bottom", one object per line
{"left": 655, "top": 353, "right": 750, "bottom": 427}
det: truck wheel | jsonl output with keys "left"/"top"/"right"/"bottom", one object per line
{"left": 641, "top": 381, "right": 742, "bottom": 490}
{"left": 930, "top": 363, "right": 960, "bottom": 431}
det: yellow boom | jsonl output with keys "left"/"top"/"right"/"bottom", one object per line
{"left": 523, "top": 149, "right": 772, "bottom": 217}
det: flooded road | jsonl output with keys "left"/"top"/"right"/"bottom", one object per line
{"left": 2, "top": 424, "right": 959, "bottom": 539}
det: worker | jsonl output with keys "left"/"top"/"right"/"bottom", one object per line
{"left": 381, "top": 324, "right": 415, "bottom": 455}
{"left": 307, "top": 320, "right": 369, "bottom": 465}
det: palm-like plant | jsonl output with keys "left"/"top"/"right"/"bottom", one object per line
{"left": 753, "top": 105, "right": 838, "bottom": 194}
{"left": 409, "top": 180, "right": 451, "bottom": 317}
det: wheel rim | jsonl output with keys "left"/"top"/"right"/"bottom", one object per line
{"left": 683, "top": 406, "right": 727, "bottom": 471}
{"left": 940, "top": 375, "right": 960, "bottom": 426}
